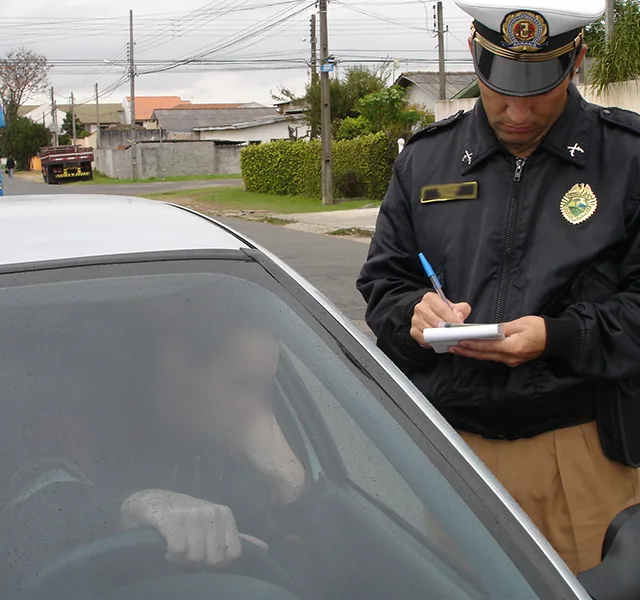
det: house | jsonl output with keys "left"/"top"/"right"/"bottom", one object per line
{"left": 274, "top": 99, "right": 309, "bottom": 116}
{"left": 195, "top": 113, "right": 307, "bottom": 143}
{"left": 122, "top": 96, "right": 190, "bottom": 128}
{"left": 21, "top": 104, "right": 65, "bottom": 130}
{"left": 58, "top": 103, "right": 124, "bottom": 132}
{"left": 151, "top": 104, "right": 308, "bottom": 144}
{"left": 22, "top": 103, "right": 124, "bottom": 133}
{"left": 17, "top": 105, "right": 39, "bottom": 118}
{"left": 395, "top": 72, "right": 478, "bottom": 113}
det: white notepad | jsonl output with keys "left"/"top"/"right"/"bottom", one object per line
{"left": 423, "top": 323, "right": 505, "bottom": 354}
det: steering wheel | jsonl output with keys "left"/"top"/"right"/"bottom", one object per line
{"left": 20, "top": 528, "right": 296, "bottom": 599}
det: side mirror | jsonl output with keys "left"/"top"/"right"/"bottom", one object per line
{"left": 578, "top": 504, "right": 640, "bottom": 600}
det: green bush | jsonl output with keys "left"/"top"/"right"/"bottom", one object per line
{"left": 241, "top": 133, "right": 394, "bottom": 201}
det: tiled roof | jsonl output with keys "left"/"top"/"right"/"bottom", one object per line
{"left": 172, "top": 103, "right": 243, "bottom": 110}
{"left": 126, "top": 96, "right": 190, "bottom": 120}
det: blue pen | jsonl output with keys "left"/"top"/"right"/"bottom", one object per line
{"left": 418, "top": 253, "right": 452, "bottom": 308}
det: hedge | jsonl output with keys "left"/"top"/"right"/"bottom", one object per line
{"left": 241, "top": 132, "right": 395, "bottom": 201}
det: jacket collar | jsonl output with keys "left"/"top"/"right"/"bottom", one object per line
{"left": 460, "top": 100, "right": 502, "bottom": 175}
{"left": 460, "top": 83, "right": 591, "bottom": 175}
{"left": 538, "top": 84, "right": 592, "bottom": 168}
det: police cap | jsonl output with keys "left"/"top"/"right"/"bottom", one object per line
{"left": 454, "top": 0, "right": 605, "bottom": 96}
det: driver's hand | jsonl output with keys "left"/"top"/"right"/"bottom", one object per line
{"left": 120, "top": 489, "right": 268, "bottom": 566}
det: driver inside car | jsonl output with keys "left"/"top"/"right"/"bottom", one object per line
{"left": 0, "top": 306, "right": 307, "bottom": 593}
{"left": 120, "top": 323, "right": 307, "bottom": 566}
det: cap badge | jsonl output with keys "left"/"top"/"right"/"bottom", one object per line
{"left": 501, "top": 11, "right": 549, "bottom": 52}
{"left": 560, "top": 183, "right": 597, "bottom": 225}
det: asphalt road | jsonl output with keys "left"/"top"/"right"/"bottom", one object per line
{"left": 2, "top": 176, "right": 371, "bottom": 331}
{"left": 4, "top": 175, "right": 243, "bottom": 197}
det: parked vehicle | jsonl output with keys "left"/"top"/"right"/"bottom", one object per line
{"left": 38, "top": 146, "right": 94, "bottom": 184}
{"left": 0, "top": 195, "right": 638, "bottom": 600}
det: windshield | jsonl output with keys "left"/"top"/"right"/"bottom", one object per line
{"left": 0, "top": 260, "right": 557, "bottom": 600}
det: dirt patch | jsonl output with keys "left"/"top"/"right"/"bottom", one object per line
{"left": 328, "top": 227, "right": 374, "bottom": 238}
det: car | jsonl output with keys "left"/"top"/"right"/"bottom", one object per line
{"left": 0, "top": 194, "right": 637, "bottom": 600}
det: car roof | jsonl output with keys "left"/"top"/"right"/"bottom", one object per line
{"left": 0, "top": 195, "right": 247, "bottom": 266}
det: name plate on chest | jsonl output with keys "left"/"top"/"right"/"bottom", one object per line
{"left": 420, "top": 182, "right": 478, "bottom": 204}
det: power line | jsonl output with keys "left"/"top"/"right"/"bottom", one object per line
{"left": 136, "top": 2, "right": 314, "bottom": 76}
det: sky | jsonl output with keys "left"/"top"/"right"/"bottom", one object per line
{"left": 1, "top": 0, "right": 475, "bottom": 110}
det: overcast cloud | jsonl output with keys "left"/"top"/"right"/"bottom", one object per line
{"left": 2, "top": 0, "right": 473, "bottom": 109}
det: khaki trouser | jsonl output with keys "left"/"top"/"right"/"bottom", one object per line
{"left": 459, "top": 421, "right": 640, "bottom": 574}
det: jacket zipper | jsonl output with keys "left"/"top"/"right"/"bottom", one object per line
{"left": 494, "top": 158, "right": 525, "bottom": 322}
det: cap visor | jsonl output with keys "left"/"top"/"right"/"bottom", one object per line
{"left": 473, "top": 41, "right": 577, "bottom": 97}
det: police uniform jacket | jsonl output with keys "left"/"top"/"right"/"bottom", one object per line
{"left": 357, "top": 84, "right": 640, "bottom": 439}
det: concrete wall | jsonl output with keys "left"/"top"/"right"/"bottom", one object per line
{"left": 434, "top": 98, "right": 477, "bottom": 121}
{"left": 95, "top": 147, "right": 132, "bottom": 179}
{"left": 80, "top": 132, "right": 97, "bottom": 148}
{"left": 198, "top": 119, "right": 308, "bottom": 143}
{"left": 578, "top": 80, "right": 640, "bottom": 113}
{"left": 96, "top": 141, "right": 241, "bottom": 179}
{"left": 434, "top": 80, "right": 640, "bottom": 122}
{"left": 97, "top": 129, "right": 166, "bottom": 150}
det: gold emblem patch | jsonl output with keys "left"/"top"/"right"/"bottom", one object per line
{"left": 560, "top": 184, "right": 598, "bottom": 225}
{"left": 501, "top": 11, "right": 549, "bottom": 52}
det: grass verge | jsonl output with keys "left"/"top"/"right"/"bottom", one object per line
{"left": 145, "top": 186, "right": 380, "bottom": 214}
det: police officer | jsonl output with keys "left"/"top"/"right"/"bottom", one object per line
{"left": 357, "top": 0, "right": 640, "bottom": 575}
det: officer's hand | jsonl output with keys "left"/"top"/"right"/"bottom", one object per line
{"left": 411, "top": 292, "right": 472, "bottom": 347}
{"left": 449, "top": 316, "right": 546, "bottom": 367}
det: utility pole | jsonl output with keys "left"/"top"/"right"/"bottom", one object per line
{"left": 70, "top": 92, "right": 77, "bottom": 145}
{"left": 50, "top": 86, "right": 59, "bottom": 146}
{"left": 310, "top": 14, "right": 318, "bottom": 84}
{"left": 310, "top": 13, "right": 319, "bottom": 139}
{"left": 605, "top": 0, "right": 614, "bottom": 43}
{"left": 95, "top": 83, "right": 101, "bottom": 149}
{"left": 129, "top": 9, "right": 137, "bottom": 180}
{"left": 319, "top": 0, "right": 333, "bottom": 206}
{"left": 436, "top": 1, "right": 446, "bottom": 100}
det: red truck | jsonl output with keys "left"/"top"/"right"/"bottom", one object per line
{"left": 39, "top": 146, "right": 94, "bottom": 184}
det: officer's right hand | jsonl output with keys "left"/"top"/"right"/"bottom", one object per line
{"left": 411, "top": 292, "right": 472, "bottom": 347}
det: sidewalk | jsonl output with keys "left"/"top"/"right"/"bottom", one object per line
{"left": 13, "top": 171, "right": 42, "bottom": 183}
{"left": 272, "top": 207, "right": 379, "bottom": 235}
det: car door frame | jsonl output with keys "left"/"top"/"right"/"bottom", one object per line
{"left": 238, "top": 243, "right": 590, "bottom": 600}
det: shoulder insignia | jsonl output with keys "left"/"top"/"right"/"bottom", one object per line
{"left": 599, "top": 106, "right": 640, "bottom": 136}
{"left": 407, "top": 110, "right": 466, "bottom": 147}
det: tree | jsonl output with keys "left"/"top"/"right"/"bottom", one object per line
{"left": 2, "top": 117, "right": 50, "bottom": 170}
{"left": 337, "top": 86, "right": 433, "bottom": 141}
{"left": 59, "top": 111, "right": 88, "bottom": 145}
{"left": 336, "top": 116, "right": 373, "bottom": 140}
{"left": 0, "top": 48, "right": 50, "bottom": 123}
{"left": 304, "top": 66, "right": 387, "bottom": 137}
{"left": 584, "top": 0, "right": 640, "bottom": 91}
